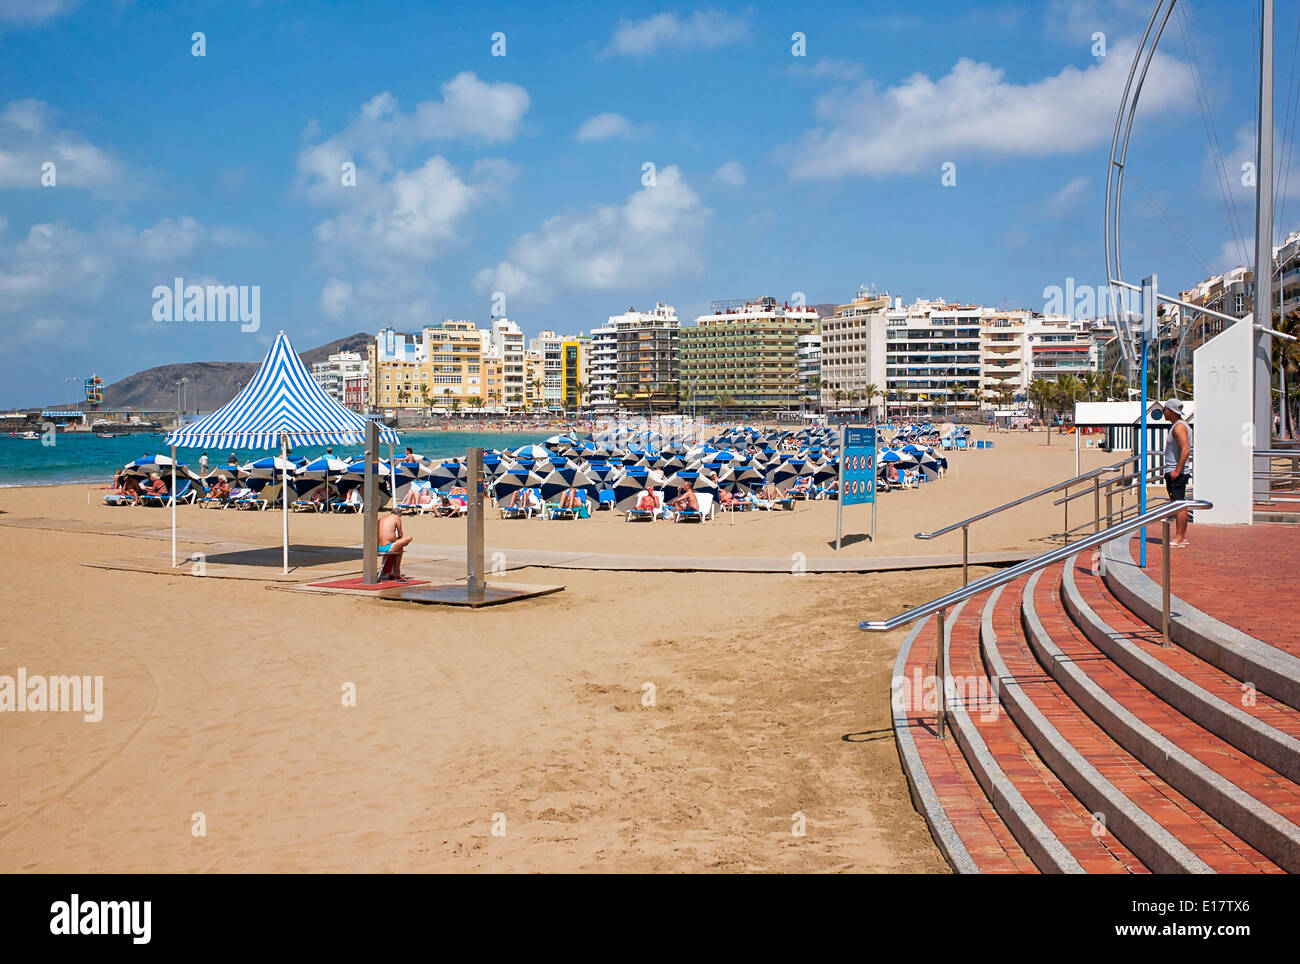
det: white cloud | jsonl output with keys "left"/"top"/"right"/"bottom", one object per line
{"left": 576, "top": 112, "right": 636, "bottom": 141}
{"left": 785, "top": 44, "right": 1194, "bottom": 180}
{"left": 296, "top": 77, "right": 528, "bottom": 325}
{"left": 1045, "top": 175, "right": 1091, "bottom": 217}
{"left": 321, "top": 278, "right": 352, "bottom": 317}
{"left": 0, "top": 0, "right": 81, "bottom": 27}
{"left": 604, "top": 10, "right": 748, "bottom": 57}
{"left": 713, "top": 161, "right": 745, "bottom": 187}
{"left": 475, "top": 165, "right": 710, "bottom": 303}
{"left": 784, "top": 57, "right": 864, "bottom": 83}
{"left": 0, "top": 99, "right": 128, "bottom": 193}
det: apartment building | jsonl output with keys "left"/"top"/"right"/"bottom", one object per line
{"left": 588, "top": 321, "right": 618, "bottom": 413}
{"left": 796, "top": 330, "right": 821, "bottom": 414}
{"left": 884, "top": 299, "right": 982, "bottom": 415}
{"left": 490, "top": 317, "right": 526, "bottom": 409}
{"left": 311, "top": 351, "right": 368, "bottom": 405}
{"left": 367, "top": 320, "right": 486, "bottom": 414}
{"left": 819, "top": 288, "right": 890, "bottom": 413}
{"left": 613, "top": 302, "right": 679, "bottom": 414}
{"left": 529, "top": 329, "right": 564, "bottom": 411}
{"left": 561, "top": 335, "right": 588, "bottom": 410}
{"left": 680, "top": 297, "right": 817, "bottom": 416}
{"left": 1025, "top": 316, "right": 1097, "bottom": 383}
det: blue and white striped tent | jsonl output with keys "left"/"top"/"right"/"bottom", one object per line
{"left": 161, "top": 331, "right": 400, "bottom": 572}
{"left": 165, "top": 331, "right": 398, "bottom": 449}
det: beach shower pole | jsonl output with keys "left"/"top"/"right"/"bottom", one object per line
{"left": 170, "top": 443, "right": 177, "bottom": 567}
{"left": 467, "top": 447, "right": 485, "bottom": 599}
{"left": 363, "top": 420, "right": 378, "bottom": 585}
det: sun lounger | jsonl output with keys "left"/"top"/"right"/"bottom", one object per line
{"left": 139, "top": 478, "right": 195, "bottom": 507}
{"left": 671, "top": 491, "right": 714, "bottom": 523}
{"left": 334, "top": 489, "right": 363, "bottom": 513}
{"left": 103, "top": 492, "right": 137, "bottom": 506}
{"left": 502, "top": 488, "right": 540, "bottom": 519}
{"left": 626, "top": 492, "right": 664, "bottom": 522}
{"left": 233, "top": 482, "right": 282, "bottom": 510}
{"left": 546, "top": 491, "right": 586, "bottom": 519}
{"left": 596, "top": 489, "right": 616, "bottom": 511}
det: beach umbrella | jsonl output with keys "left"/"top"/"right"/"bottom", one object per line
{"left": 123, "top": 454, "right": 199, "bottom": 481}
{"left": 511, "top": 444, "right": 552, "bottom": 462}
{"left": 767, "top": 459, "right": 811, "bottom": 493}
{"left": 539, "top": 468, "right": 596, "bottom": 502}
{"left": 730, "top": 465, "right": 764, "bottom": 491}
{"left": 612, "top": 467, "right": 655, "bottom": 512}
{"left": 584, "top": 461, "right": 618, "bottom": 485}
{"left": 424, "top": 460, "right": 467, "bottom": 491}
{"left": 291, "top": 455, "right": 349, "bottom": 497}
{"left": 493, "top": 468, "right": 544, "bottom": 505}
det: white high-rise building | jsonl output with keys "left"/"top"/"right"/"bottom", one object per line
{"left": 529, "top": 329, "right": 564, "bottom": 411}
{"left": 311, "top": 351, "right": 368, "bottom": 403}
{"left": 589, "top": 321, "right": 618, "bottom": 413}
{"left": 490, "top": 317, "right": 526, "bottom": 410}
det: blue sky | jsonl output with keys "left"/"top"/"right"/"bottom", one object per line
{"left": 0, "top": 0, "right": 1282, "bottom": 406}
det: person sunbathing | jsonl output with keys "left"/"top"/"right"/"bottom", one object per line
{"left": 300, "top": 482, "right": 331, "bottom": 505}
{"left": 432, "top": 494, "right": 459, "bottom": 518}
{"left": 558, "top": 487, "right": 581, "bottom": 509}
{"left": 635, "top": 486, "right": 659, "bottom": 513}
{"left": 210, "top": 476, "right": 231, "bottom": 501}
{"left": 760, "top": 483, "right": 782, "bottom": 501}
{"left": 143, "top": 473, "right": 167, "bottom": 498}
{"left": 669, "top": 481, "right": 699, "bottom": 514}
{"left": 790, "top": 476, "right": 812, "bottom": 495}
{"left": 377, "top": 509, "right": 413, "bottom": 582}
{"left": 717, "top": 488, "right": 737, "bottom": 508}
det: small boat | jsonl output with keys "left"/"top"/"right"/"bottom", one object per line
{"left": 18, "top": 431, "right": 39, "bottom": 440}
{"left": 96, "top": 432, "right": 115, "bottom": 439}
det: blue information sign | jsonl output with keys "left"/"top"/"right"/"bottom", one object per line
{"left": 842, "top": 426, "right": 876, "bottom": 506}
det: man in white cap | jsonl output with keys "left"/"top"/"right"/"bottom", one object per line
{"left": 1161, "top": 399, "right": 1192, "bottom": 547}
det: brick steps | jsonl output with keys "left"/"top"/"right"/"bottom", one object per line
{"left": 943, "top": 599, "right": 1145, "bottom": 873}
{"left": 892, "top": 612, "right": 1038, "bottom": 873}
{"left": 1024, "top": 564, "right": 1300, "bottom": 873}
{"left": 889, "top": 529, "right": 1300, "bottom": 874}
{"left": 981, "top": 579, "right": 1278, "bottom": 873}
{"left": 1064, "top": 556, "right": 1300, "bottom": 786}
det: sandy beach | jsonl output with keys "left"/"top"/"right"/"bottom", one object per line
{"left": 0, "top": 427, "right": 1112, "bottom": 872}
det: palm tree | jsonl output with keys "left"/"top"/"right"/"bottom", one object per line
{"left": 418, "top": 384, "right": 430, "bottom": 416}
{"left": 450, "top": 397, "right": 461, "bottom": 416}
{"left": 1027, "top": 377, "right": 1053, "bottom": 443}
{"left": 466, "top": 395, "right": 483, "bottom": 410}
{"left": 1273, "top": 307, "right": 1300, "bottom": 438}
{"left": 714, "top": 392, "right": 734, "bottom": 420}
{"left": 1079, "top": 370, "right": 1099, "bottom": 403}
{"left": 574, "top": 380, "right": 589, "bottom": 416}
{"left": 861, "top": 382, "right": 881, "bottom": 422}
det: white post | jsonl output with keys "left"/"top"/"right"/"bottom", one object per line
{"left": 1075, "top": 421, "right": 1081, "bottom": 477}
{"left": 170, "top": 443, "right": 177, "bottom": 567}
{"left": 281, "top": 434, "right": 289, "bottom": 574}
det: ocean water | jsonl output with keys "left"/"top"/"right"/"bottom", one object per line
{"left": 0, "top": 430, "right": 545, "bottom": 487}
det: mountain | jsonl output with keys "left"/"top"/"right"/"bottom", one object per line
{"left": 99, "top": 332, "right": 371, "bottom": 413}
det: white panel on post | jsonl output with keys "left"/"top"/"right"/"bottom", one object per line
{"left": 1192, "top": 316, "right": 1254, "bottom": 525}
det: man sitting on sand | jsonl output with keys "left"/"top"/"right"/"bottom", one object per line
{"left": 377, "top": 509, "right": 413, "bottom": 582}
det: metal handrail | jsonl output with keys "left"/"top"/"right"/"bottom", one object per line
{"left": 861, "top": 498, "right": 1207, "bottom": 633}
{"left": 914, "top": 454, "right": 1138, "bottom": 540}
{"left": 865, "top": 497, "right": 1210, "bottom": 740}
{"left": 1053, "top": 462, "right": 1162, "bottom": 507}
{"left": 915, "top": 454, "right": 1141, "bottom": 583}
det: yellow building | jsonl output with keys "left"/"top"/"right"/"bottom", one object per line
{"left": 367, "top": 320, "right": 488, "bottom": 413}
{"left": 560, "top": 337, "right": 587, "bottom": 410}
